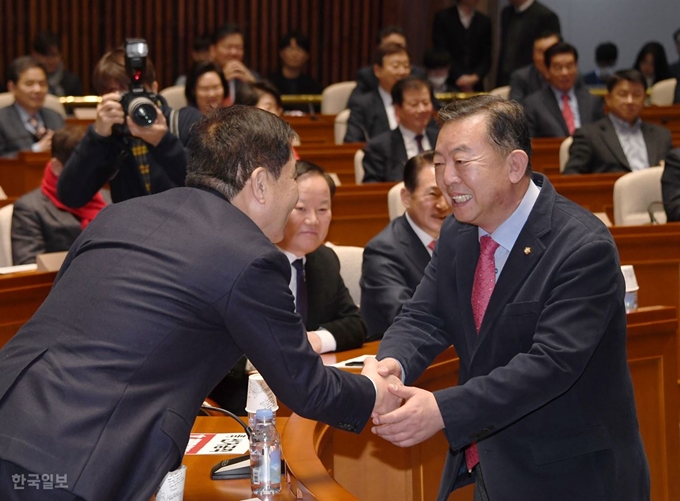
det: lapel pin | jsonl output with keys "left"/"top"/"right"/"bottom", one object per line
{"left": 524, "top": 247, "right": 532, "bottom": 255}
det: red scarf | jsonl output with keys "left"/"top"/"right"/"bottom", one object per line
{"left": 41, "top": 162, "right": 106, "bottom": 229}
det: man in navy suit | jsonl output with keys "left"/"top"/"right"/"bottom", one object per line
{"left": 364, "top": 95, "right": 649, "bottom": 501}
{"left": 360, "top": 151, "right": 451, "bottom": 340}
{"left": 523, "top": 42, "right": 604, "bottom": 138}
{"left": 362, "top": 76, "right": 439, "bottom": 183}
{"left": 0, "top": 106, "right": 399, "bottom": 501}
{"left": 0, "top": 56, "right": 65, "bottom": 158}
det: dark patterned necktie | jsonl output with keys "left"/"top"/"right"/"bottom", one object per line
{"left": 292, "top": 259, "right": 308, "bottom": 324}
{"left": 28, "top": 116, "right": 46, "bottom": 140}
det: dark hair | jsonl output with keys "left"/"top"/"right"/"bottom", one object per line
{"left": 423, "top": 49, "right": 452, "bottom": 70}
{"left": 595, "top": 42, "right": 618, "bottom": 65}
{"left": 633, "top": 41, "right": 672, "bottom": 84}
{"left": 674, "top": 28, "right": 680, "bottom": 44}
{"left": 377, "top": 26, "right": 406, "bottom": 46}
{"left": 295, "top": 160, "right": 336, "bottom": 198}
{"left": 372, "top": 42, "right": 409, "bottom": 67}
{"left": 32, "top": 32, "right": 61, "bottom": 55}
{"left": 192, "top": 36, "right": 211, "bottom": 53}
{"left": 534, "top": 30, "right": 561, "bottom": 44}
{"left": 438, "top": 95, "right": 532, "bottom": 177}
{"left": 234, "top": 80, "right": 283, "bottom": 109}
{"left": 184, "top": 61, "right": 228, "bottom": 108}
{"left": 212, "top": 23, "right": 243, "bottom": 45}
{"left": 403, "top": 151, "right": 435, "bottom": 193}
{"left": 52, "top": 126, "right": 87, "bottom": 164}
{"left": 6, "top": 56, "right": 46, "bottom": 84}
{"left": 391, "top": 76, "right": 432, "bottom": 106}
{"left": 544, "top": 42, "right": 578, "bottom": 68}
{"left": 606, "top": 69, "right": 647, "bottom": 93}
{"left": 92, "top": 48, "right": 156, "bottom": 95}
{"left": 185, "top": 105, "right": 297, "bottom": 200}
{"left": 278, "top": 31, "right": 310, "bottom": 53}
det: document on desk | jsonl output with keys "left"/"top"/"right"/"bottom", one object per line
{"left": 185, "top": 433, "right": 249, "bottom": 455}
{"left": 333, "top": 354, "right": 371, "bottom": 369}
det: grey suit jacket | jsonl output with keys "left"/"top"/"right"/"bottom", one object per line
{"left": 344, "top": 90, "right": 391, "bottom": 143}
{"left": 10, "top": 188, "right": 82, "bottom": 265}
{"left": 360, "top": 215, "right": 431, "bottom": 340}
{"left": 362, "top": 124, "right": 439, "bottom": 183}
{"left": 0, "top": 105, "right": 65, "bottom": 158}
{"left": 523, "top": 85, "right": 604, "bottom": 138}
{"left": 508, "top": 64, "right": 546, "bottom": 103}
{"left": 564, "top": 116, "right": 673, "bottom": 174}
{"left": 378, "top": 174, "right": 649, "bottom": 501}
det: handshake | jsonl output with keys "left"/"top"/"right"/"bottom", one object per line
{"left": 361, "top": 357, "right": 445, "bottom": 448}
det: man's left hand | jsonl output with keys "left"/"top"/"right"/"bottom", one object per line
{"left": 127, "top": 105, "right": 168, "bottom": 147}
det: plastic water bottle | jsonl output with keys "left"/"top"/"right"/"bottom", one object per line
{"left": 250, "top": 409, "right": 281, "bottom": 495}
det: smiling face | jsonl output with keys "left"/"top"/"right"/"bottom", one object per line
{"left": 546, "top": 52, "right": 578, "bottom": 93}
{"left": 278, "top": 172, "right": 332, "bottom": 256}
{"left": 402, "top": 164, "right": 451, "bottom": 239}
{"left": 434, "top": 114, "right": 528, "bottom": 233}
{"left": 194, "top": 71, "right": 225, "bottom": 115}
{"left": 8, "top": 67, "right": 49, "bottom": 115}
{"left": 374, "top": 52, "right": 411, "bottom": 93}
{"left": 395, "top": 86, "right": 433, "bottom": 134}
{"left": 211, "top": 33, "right": 245, "bottom": 67}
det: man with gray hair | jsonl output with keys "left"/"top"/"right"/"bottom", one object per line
{"left": 0, "top": 106, "right": 400, "bottom": 501}
{"left": 364, "top": 95, "right": 649, "bottom": 500}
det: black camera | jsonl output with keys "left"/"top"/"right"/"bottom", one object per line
{"left": 119, "top": 38, "right": 158, "bottom": 128}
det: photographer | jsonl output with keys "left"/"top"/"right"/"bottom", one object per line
{"left": 58, "top": 42, "right": 202, "bottom": 207}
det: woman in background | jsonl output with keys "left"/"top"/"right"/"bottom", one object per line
{"left": 634, "top": 41, "right": 672, "bottom": 88}
{"left": 184, "top": 61, "right": 229, "bottom": 114}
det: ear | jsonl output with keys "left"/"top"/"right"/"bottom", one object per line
{"left": 400, "top": 186, "right": 411, "bottom": 209}
{"left": 50, "top": 158, "right": 64, "bottom": 177}
{"left": 506, "top": 150, "right": 529, "bottom": 184}
{"left": 372, "top": 63, "right": 382, "bottom": 78}
{"left": 7, "top": 81, "right": 15, "bottom": 94}
{"left": 249, "top": 167, "right": 268, "bottom": 204}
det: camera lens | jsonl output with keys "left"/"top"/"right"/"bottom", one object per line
{"left": 128, "top": 97, "right": 158, "bottom": 127}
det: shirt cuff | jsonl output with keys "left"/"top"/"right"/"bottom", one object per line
{"left": 313, "top": 328, "right": 337, "bottom": 354}
{"left": 31, "top": 142, "right": 41, "bottom": 152}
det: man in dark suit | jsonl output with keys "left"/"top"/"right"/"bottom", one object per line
{"left": 497, "top": 0, "right": 560, "bottom": 87}
{"left": 661, "top": 147, "right": 680, "bottom": 222}
{"left": 523, "top": 42, "right": 604, "bottom": 137}
{"left": 57, "top": 47, "right": 201, "bottom": 207}
{"left": 362, "top": 76, "right": 439, "bottom": 183}
{"left": 365, "top": 96, "right": 649, "bottom": 501}
{"left": 508, "top": 31, "right": 560, "bottom": 103}
{"left": 669, "top": 28, "right": 680, "bottom": 79}
{"left": 0, "top": 106, "right": 399, "bottom": 501}
{"left": 361, "top": 151, "right": 451, "bottom": 340}
{"left": 0, "top": 56, "right": 65, "bottom": 158}
{"left": 582, "top": 42, "right": 618, "bottom": 88}
{"left": 344, "top": 43, "right": 411, "bottom": 143}
{"left": 11, "top": 126, "right": 106, "bottom": 265}
{"left": 565, "top": 70, "right": 672, "bottom": 174}
{"left": 432, "top": 0, "right": 492, "bottom": 92}
{"left": 31, "top": 32, "right": 83, "bottom": 96}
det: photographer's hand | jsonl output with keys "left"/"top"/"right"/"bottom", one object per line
{"left": 94, "top": 92, "right": 125, "bottom": 137}
{"left": 128, "top": 105, "right": 168, "bottom": 147}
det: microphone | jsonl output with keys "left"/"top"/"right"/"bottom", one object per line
{"left": 201, "top": 403, "right": 253, "bottom": 480}
{"left": 647, "top": 201, "right": 664, "bottom": 225}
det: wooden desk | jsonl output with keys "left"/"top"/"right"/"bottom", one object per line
{"left": 0, "top": 151, "right": 50, "bottom": 197}
{"left": 287, "top": 115, "right": 337, "bottom": 145}
{"left": 640, "top": 105, "right": 680, "bottom": 135}
{"left": 296, "top": 143, "right": 362, "bottom": 186}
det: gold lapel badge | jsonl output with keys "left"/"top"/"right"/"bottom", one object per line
{"left": 524, "top": 247, "right": 532, "bottom": 255}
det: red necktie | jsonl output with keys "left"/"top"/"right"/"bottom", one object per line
{"left": 466, "top": 235, "right": 500, "bottom": 471}
{"left": 561, "top": 93, "right": 575, "bottom": 135}
{"left": 427, "top": 239, "right": 436, "bottom": 251}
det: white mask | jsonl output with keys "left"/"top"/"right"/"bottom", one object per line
{"left": 429, "top": 75, "right": 447, "bottom": 87}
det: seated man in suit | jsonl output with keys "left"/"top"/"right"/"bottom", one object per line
{"left": 31, "top": 32, "right": 83, "bottom": 96}
{"left": 661, "top": 147, "right": 680, "bottom": 222}
{"left": 344, "top": 43, "right": 411, "bottom": 143}
{"left": 11, "top": 126, "right": 106, "bottom": 265}
{"left": 360, "top": 151, "right": 451, "bottom": 340}
{"left": 582, "top": 42, "right": 618, "bottom": 88}
{"left": 523, "top": 42, "right": 604, "bottom": 138}
{"left": 362, "top": 76, "right": 439, "bottom": 182}
{"left": 210, "top": 23, "right": 260, "bottom": 102}
{"left": 0, "top": 56, "right": 65, "bottom": 158}
{"left": 57, "top": 46, "right": 202, "bottom": 207}
{"left": 508, "top": 31, "right": 560, "bottom": 103}
{"left": 668, "top": 28, "right": 680, "bottom": 79}
{"left": 564, "top": 70, "right": 672, "bottom": 175}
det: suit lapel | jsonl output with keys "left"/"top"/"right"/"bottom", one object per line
{"left": 641, "top": 123, "right": 661, "bottom": 166}
{"left": 456, "top": 225, "right": 481, "bottom": 357}
{"left": 395, "top": 216, "right": 430, "bottom": 271}
{"left": 600, "top": 117, "right": 630, "bottom": 169}
{"left": 7, "top": 106, "right": 35, "bottom": 144}
{"left": 544, "top": 89, "right": 569, "bottom": 136}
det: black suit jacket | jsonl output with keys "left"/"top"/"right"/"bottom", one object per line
{"left": 497, "top": 1, "right": 560, "bottom": 86}
{"left": 508, "top": 64, "right": 546, "bottom": 103}
{"left": 378, "top": 174, "right": 649, "bottom": 501}
{"left": 674, "top": 77, "right": 680, "bottom": 104}
{"left": 362, "top": 125, "right": 439, "bottom": 183}
{"left": 305, "top": 245, "right": 366, "bottom": 352}
{"left": 0, "top": 105, "right": 65, "bottom": 158}
{"left": 662, "top": 147, "right": 680, "bottom": 221}
{"left": 0, "top": 187, "right": 375, "bottom": 501}
{"left": 10, "top": 188, "right": 83, "bottom": 265}
{"left": 360, "top": 215, "right": 431, "bottom": 340}
{"left": 349, "top": 65, "right": 428, "bottom": 103}
{"left": 523, "top": 85, "right": 604, "bottom": 138}
{"left": 564, "top": 116, "right": 673, "bottom": 174}
{"left": 344, "top": 90, "right": 391, "bottom": 143}
{"left": 432, "top": 7, "right": 492, "bottom": 91}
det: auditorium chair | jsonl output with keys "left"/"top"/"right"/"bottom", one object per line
{"left": 326, "top": 243, "right": 363, "bottom": 305}
{"left": 613, "top": 166, "right": 666, "bottom": 225}
{"left": 0, "top": 92, "right": 66, "bottom": 119}
{"left": 649, "top": 78, "right": 677, "bottom": 106}
{"left": 354, "top": 149, "right": 365, "bottom": 184}
{"left": 0, "top": 204, "right": 14, "bottom": 267}
{"left": 559, "top": 136, "right": 573, "bottom": 172}
{"left": 320, "top": 81, "right": 356, "bottom": 115}
{"left": 159, "top": 85, "right": 187, "bottom": 110}
{"left": 489, "top": 86, "right": 511, "bottom": 100}
{"left": 387, "top": 181, "right": 406, "bottom": 220}
{"left": 334, "top": 108, "right": 350, "bottom": 144}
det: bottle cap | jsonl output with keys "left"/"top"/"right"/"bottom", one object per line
{"left": 255, "top": 409, "right": 273, "bottom": 420}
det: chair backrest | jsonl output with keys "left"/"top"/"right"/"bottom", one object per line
{"left": 0, "top": 92, "right": 67, "bottom": 119}
{"left": 559, "top": 136, "right": 573, "bottom": 173}
{"left": 321, "top": 81, "right": 357, "bottom": 115}
{"left": 649, "top": 78, "right": 677, "bottom": 106}
{"left": 159, "top": 85, "right": 187, "bottom": 110}
{"left": 0, "top": 204, "right": 14, "bottom": 267}
{"left": 388, "top": 181, "right": 406, "bottom": 220}
{"left": 326, "top": 243, "right": 364, "bottom": 305}
{"left": 489, "top": 86, "right": 511, "bottom": 99}
{"left": 354, "top": 149, "right": 365, "bottom": 184}
{"left": 334, "top": 108, "right": 351, "bottom": 145}
{"left": 613, "top": 166, "right": 666, "bottom": 225}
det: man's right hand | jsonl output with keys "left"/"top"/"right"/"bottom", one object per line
{"left": 362, "top": 357, "right": 403, "bottom": 416}
{"left": 33, "top": 130, "right": 54, "bottom": 153}
{"left": 94, "top": 92, "right": 126, "bottom": 137}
